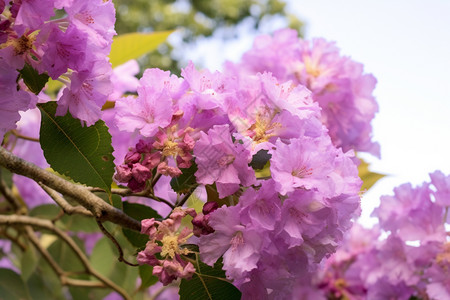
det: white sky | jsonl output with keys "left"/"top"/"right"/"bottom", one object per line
{"left": 180, "top": 0, "right": 450, "bottom": 225}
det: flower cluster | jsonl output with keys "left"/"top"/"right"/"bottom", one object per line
{"left": 112, "top": 60, "right": 363, "bottom": 297}
{"left": 227, "top": 28, "right": 380, "bottom": 157}
{"left": 0, "top": 0, "right": 116, "bottom": 140}
{"left": 137, "top": 208, "right": 197, "bottom": 285}
{"left": 306, "top": 171, "right": 450, "bottom": 299}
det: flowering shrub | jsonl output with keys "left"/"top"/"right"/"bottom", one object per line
{"left": 0, "top": 1, "right": 448, "bottom": 300}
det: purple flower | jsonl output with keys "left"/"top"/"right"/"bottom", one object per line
{"left": 57, "top": 60, "right": 113, "bottom": 126}
{"left": 0, "top": 59, "right": 35, "bottom": 141}
{"left": 372, "top": 182, "right": 445, "bottom": 242}
{"left": 270, "top": 136, "right": 336, "bottom": 196}
{"left": 429, "top": 170, "right": 450, "bottom": 207}
{"left": 194, "top": 124, "right": 255, "bottom": 198}
{"left": 198, "top": 205, "right": 262, "bottom": 279}
{"left": 114, "top": 69, "right": 180, "bottom": 137}
{"left": 230, "top": 28, "right": 380, "bottom": 157}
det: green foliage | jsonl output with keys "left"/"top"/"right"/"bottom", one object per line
{"left": 0, "top": 268, "right": 32, "bottom": 299}
{"left": 19, "top": 63, "right": 49, "bottom": 95}
{"left": 138, "top": 264, "right": 158, "bottom": 289}
{"left": 113, "top": 0, "right": 303, "bottom": 72}
{"left": 20, "top": 246, "right": 39, "bottom": 281}
{"left": 171, "top": 162, "right": 198, "bottom": 194}
{"left": 358, "top": 159, "right": 386, "bottom": 191}
{"left": 109, "top": 31, "right": 173, "bottom": 67}
{"left": 179, "top": 256, "right": 241, "bottom": 300}
{"left": 122, "top": 201, "right": 161, "bottom": 248}
{"left": 39, "top": 102, "right": 115, "bottom": 192}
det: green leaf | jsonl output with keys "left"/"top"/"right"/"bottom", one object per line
{"left": 358, "top": 159, "right": 386, "bottom": 191}
{"left": 45, "top": 78, "right": 64, "bottom": 95}
{"left": 19, "top": 63, "right": 49, "bottom": 95}
{"left": 48, "top": 238, "right": 85, "bottom": 273}
{"left": 21, "top": 246, "right": 39, "bottom": 281}
{"left": 29, "top": 204, "right": 61, "bottom": 219}
{"left": 179, "top": 256, "right": 241, "bottom": 300}
{"left": 0, "top": 268, "right": 31, "bottom": 300}
{"left": 90, "top": 237, "right": 115, "bottom": 277}
{"left": 138, "top": 264, "right": 158, "bottom": 289}
{"left": 122, "top": 202, "right": 161, "bottom": 248}
{"left": 171, "top": 163, "right": 198, "bottom": 194}
{"left": 109, "top": 31, "right": 173, "bottom": 68}
{"left": 39, "top": 102, "right": 115, "bottom": 192}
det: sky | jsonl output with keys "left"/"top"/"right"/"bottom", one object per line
{"left": 180, "top": 0, "right": 450, "bottom": 225}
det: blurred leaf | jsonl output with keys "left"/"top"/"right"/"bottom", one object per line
{"left": 358, "top": 159, "right": 386, "bottom": 191}
{"left": 0, "top": 268, "right": 31, "bottom": 299}
{"left": 21, "top": 246, "right": 39, "bottom": 281}
{"left": 45, "top": 78, "right": 64, "bottom": 94}
{"left": 171, "top": 163, "right": 198, "bottom": 194}
{"left": 19, "top": 63, "right": 49, "bottom": 95}
{"left": 59, "top": 214, "right": 99, "bottom": 232}
{"left": 90, "top": 237, "right": 115, "bottom": 277}
{"left": 48, "top": 238, "right": 85, "bottom": 273}
{"left": 29, "top": 204, "right": 60, "bottom": 219}
{"left": 27, "top": 261, "right": 66, "bottom": 300}
{"left": 179, "top": 256, "right": 241, "bottom": 300}
{"left": 122, "top": 202, "right": 161, "bottom": 248}
{"left": 139, "top": 264, "right": 158, "bottom": 289}
{"left": 186, "top": 193, "right": 204, "bottom": 214}
{"left": 39, "top": 102, "right": 115, "bottom": 193}
{"left": 109, "top": 31, "right": 173, "bottom": 68}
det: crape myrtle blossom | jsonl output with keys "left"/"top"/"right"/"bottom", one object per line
{"left": 0, "top": 0, "right": 116, "bottom": 130}
{"left": 137, "top": 208, "right": 197, "bottom": 285}
{"left": 305, "top": 171, "right": 450, "bottom": 299}
{"left": 194, "top": 124, "right": 256, "bottom": 198}
{"left": 111, "top": 60, "right": 363, "bottom": 296}
{"left": 228, "top": 28, "right": 380, "bottom": 157}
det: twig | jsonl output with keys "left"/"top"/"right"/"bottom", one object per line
{"left": 25, "top": 226, "right": 107, "bottom": 289}
{"left": 0, "top": 170, "right": 24, "bottom": 213}
{"left": 0, "top": 147, "right": 140, "bottom": 232}
{"left": 151, "top": 173, "right": 162, "bottom": 188}
{"left": 95, "top": 219, "right": 139, "bottom": 267}
{"left": 38, "top": 183, "right": 93, "bottom": 217}
{"left": 176, "top": 186, "right": 197, "bottom": 207}
{"left": 89, "top": 187, "right": 175, "bottom": 209}
{"left": 10, "top": 130, "right": 40, "bottom": 143}
{"left": 0, "top": 214, "right": 132, "bottom": 300}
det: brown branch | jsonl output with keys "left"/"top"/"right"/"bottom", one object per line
{"left": 0, "top": 169, "right": 25, "bottom": 214}
{"left": 176, "top": 186, "right": 198, "bottom": 207}
{"left": 38, "top": 183, "right": 93, "bottom": 217}
{"left": 0, "top": 147, "right": 140, "bottom": 232}
{"left": 25, "top": 226, "right": 107, "bottom": 289}
{"left": 0, "top": 214, "right": 132, "bottom": 300}
{"left": 10, "top": 130, "right": 40, "bottom": 143}
{"left": 95, "top": 220, "right": 139, "bottom": 267}
{"left": 89, "top": 187, "right": 175, "bottom": 209}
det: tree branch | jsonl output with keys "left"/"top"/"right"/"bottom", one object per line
{"left": 38, "top": 183, "right": 93, "bottom": 217}
{"left": 0, "top": 214, "right": 131, "bottom": 300}
{"left": 89, "top": 187, "right": 175, "bottom": 209}
{"left": 0, "top": 147, "right": 140, "bottom": 232}
{"left": 96, "top": 220, "right": 139, "bottom": 267}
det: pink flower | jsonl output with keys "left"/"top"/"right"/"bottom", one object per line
{"left": 194, "top": 124, "right": 255, "bottom": 198}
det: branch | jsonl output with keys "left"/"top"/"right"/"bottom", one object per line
{"left": 10, "top": 130, "right": 40, "bottom": 143}
{"left": 0, "top": 147, "right": 140, "bottom": 232}
{"left": 0, "top": 214, "right": 132, "bottom": 300}
{"left": 89, "top": 187, "right": 175, "bottom": 209}
{"left": 96, "top": 219, "right": 139, "bottom": 267}
{"left": 38, "top": 183, "right": 93, "bottom": 217}
{"left": 0, "top": 169, "right": 25, "bottom": 214}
